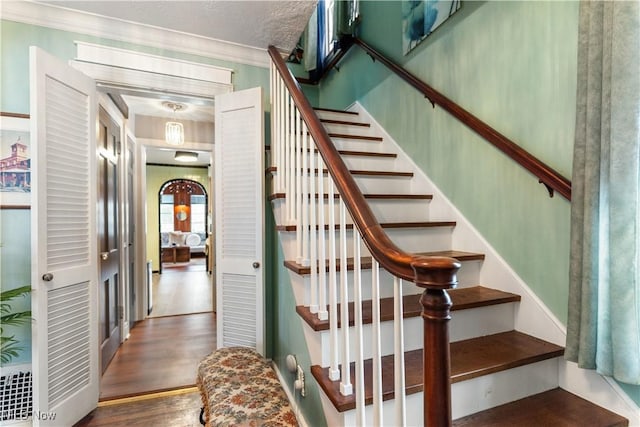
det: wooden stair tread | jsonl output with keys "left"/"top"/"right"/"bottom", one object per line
{"left": 327, "top": 132, "right": 382, "bottom": 141}
{"left": 320, "top": 118, "right": 370, "bottom": 127}
{"left": 297, "top": 285, "right": 520, "bottom": 331}
{"left": 311, "top": 331, "right": 564, "bottom": 412}
{"left": 285, "top": 250, "right": 483, "bottom": 275}
{"left": 453, "top": 388, "right": 628, "bottom": 427}
{"left": 314, "top": 107, "right": 359, "bottom": 115}
{"left": 269, "top": 192, "right": 432, "bottom": 202}
{"left": 325, "top": 148, "right": 395, "bottom": 157}
{"left": 276, "top": 221, "right": 455, "bottom": 232}
{"left": 267, "top": 166, "right": 413, "bottom": 178}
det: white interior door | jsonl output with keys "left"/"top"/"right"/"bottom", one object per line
{"left": 215, "top": 87, "right": 265, "bottom": 354}
{"left": 30, "top": 46, "right": 99, "bottom": 426}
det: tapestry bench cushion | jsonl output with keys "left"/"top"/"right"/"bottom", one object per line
{"left": 197, "top": 346, "right": 298, "bottom": 427}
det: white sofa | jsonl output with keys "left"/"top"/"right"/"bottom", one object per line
{"left": 161, "top": 231, "right": 207, "bottom": 255}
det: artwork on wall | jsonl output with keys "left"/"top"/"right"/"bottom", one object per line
{"left": 0, "top": 114, "right": 30, "bottom": 209}
{"left": 402, "top": 0, "right": 461, "bottom": 55}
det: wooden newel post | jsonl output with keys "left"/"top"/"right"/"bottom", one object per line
{"left": 412, "top": 256, "right": 459, "bottom": 427}
{"left": 421, "top": 289, "right": 453, "bottom": 427}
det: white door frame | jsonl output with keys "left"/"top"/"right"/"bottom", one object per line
{"left": 70, "top": 44, "right": 232, "bottom": 325}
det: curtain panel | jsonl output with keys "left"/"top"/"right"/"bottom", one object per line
{"left": 566, "top": 0, "right": 640, "bottom": 385}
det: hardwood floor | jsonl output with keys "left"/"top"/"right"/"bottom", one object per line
{"left": 76, "top": 389, "right": 203, "bottom": 427}
{"left": 152, "top": 258, "right": 213, "bottom": 317}
{"left": 100, "top": 312, "right": 217, "bottom": 400}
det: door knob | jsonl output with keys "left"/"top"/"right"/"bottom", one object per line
{"left": 101, "top": 252, "right": 109, "bottom": 261}
{"left": 252, "top": 261, "right": 260, "bottom": 269}
{"left": 42, "top": 273, "right": 53, "bottom": 282}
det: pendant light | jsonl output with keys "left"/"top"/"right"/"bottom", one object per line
{"left": 164, "top": 102, "right": 185, "bottom": 146}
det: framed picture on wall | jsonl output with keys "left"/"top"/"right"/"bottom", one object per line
{"left": 0, "top": 113, "right": 31, "bottom": 209}
{"left": 402, "top": 0, "right": 462, "bottom": 55}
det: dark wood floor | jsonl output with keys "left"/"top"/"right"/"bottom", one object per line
{"left": 77, "top": 390, "right": 203, "bottom": 427}
{"left": 100, "top": 312, "right": 217, "bottom": 400}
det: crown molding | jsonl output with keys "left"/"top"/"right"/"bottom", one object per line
{"left": 2, "top": 1, "right": 273, "bottom": 68}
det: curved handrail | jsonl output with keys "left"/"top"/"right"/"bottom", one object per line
{"left": 352, "top": 37, "right": 572, "bottom": 201}
{"left": 269, "top": 45, "right": 460, "bottom": 288}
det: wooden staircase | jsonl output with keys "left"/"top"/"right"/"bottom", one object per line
{"left": 270, "top": 107, "right": 629, "bottom": 426}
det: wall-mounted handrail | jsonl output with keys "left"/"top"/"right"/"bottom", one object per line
{"left": 269, "top": 45, "right": 460, "bottom": 427}
{"left": 351, "top": 37, "right": 572, "bottom": 201}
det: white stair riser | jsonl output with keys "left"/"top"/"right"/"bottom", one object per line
{"left": 286, "top": 261, "right": 483, "bottom": 308}
{"left": 288, "top": 269, "right": 420, "bottom": 307}
{"left": 321, "top": 122, "right": 378, "bottom": 137}
{"left": 277, "top": 227, "right": 453, "bottom": 260}
{"left": 330, "top": 137, "right": 386, "bottom": 153}
{"left": 271, "top": 198, "right": 432, "bottom": 224}
{"left": 304, "top": 303, "right": 517, "bottom": 367}
{"left": 315, "top": 110, "right": 363, "bottom": 122}
{"left": 322, "top": 358, "right": 560, "bottom": 426}
{"left": 451, "top": 359, "right": 559, "bottom": 419}
{"left": 270, "top": 171, "right": 414, "bottom": 195}
{"left": 354, "top": 175, "right": 415, "bottom": 193}
{"left": 450, "top": 303, "right": 516, "bottom": 342}
{"left": 341, "top": 155, "right": 399, "bottom": 171}
{"left": 273, "top": 150, "right": 398, "bottom": 170}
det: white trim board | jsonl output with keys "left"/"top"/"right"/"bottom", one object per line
{"left": 71, "top": 61, "right": 232, "bottom": 100}
{"left": 75, "top": 42, "right": 233, "bottom": 85}
{"left": 2, "top": 1, "right": 271, "bottom": 68}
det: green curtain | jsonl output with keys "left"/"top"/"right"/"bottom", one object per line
{"left": 566, "top": 0, "right": 640, "bottom": 385}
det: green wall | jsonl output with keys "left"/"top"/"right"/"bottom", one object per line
{"left": 0, "top": 209, "right": 32, "bottom": 365}
{"left": 145, "top": 165, "right": 209, "bottom": 271}
{"left": 266, "top": 198, "right": 328, "bottom": 427}
{"left": 320, "top": 0, "right": 575, "bottom": 321}
{"left": 317, "top": 0, "right": 640, "bottom": 404}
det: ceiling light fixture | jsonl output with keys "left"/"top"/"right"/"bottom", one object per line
{"left": 164, "top": 101, "right": 185, "bottom": 146}
{"left": 175, "top": 151, "right": 198, "bottom": 162}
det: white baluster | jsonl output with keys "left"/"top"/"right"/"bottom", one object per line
{"left": 278, "top": 76, "right": 285, "bottom": 193}
{"left": 317, "top": 155, "right": 328, "bottom": 321}
{"left": 339, "top": 199, "right": 352, "bottom": 396}
{"left": 309, "top": 134, "right": 318, "bottom": 314}
{"left": 394, "top": 277, "right": 406, "bottom": 426}
{"left": 353, "top": 232, "right": 366, "bottom": 425}
{"left": 284, "top": 94, "right": 292, "bottom": 223}
{"left": 275, "top": 73, "right": 282, "bottom": 192}
{"left": 328, "top": 178, "right": 340, "bottom": 381}
{"left": 295, "top": 108, "right": 303, "bottom": 264}
{"left": 269, "top": 63, "right": 274, "bottom": 179}
{"left": 288, "top": 95, "right": 296, "bottom": 223}
{"left": 301, "top": 122, "right": 310, "bottom": 267}
{"left": 372, "top": 260, "right": 383, "bottom": 426}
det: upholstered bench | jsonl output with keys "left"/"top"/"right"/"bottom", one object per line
{"left": 197, "top": 346, "right": 299, "bottom": 427}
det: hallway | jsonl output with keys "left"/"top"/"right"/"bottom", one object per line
{"left": 151, "top": 257, "right": 214, "bottom": 317}
{"left": 99, "top": 312, "right": 217, "bottom": 400}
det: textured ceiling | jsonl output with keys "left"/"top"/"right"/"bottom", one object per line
{"left": 34, "top": 1, "right": 317, "bottom": 165}
{"left": 41, "top": 0, "right": 316, "bottom": 52}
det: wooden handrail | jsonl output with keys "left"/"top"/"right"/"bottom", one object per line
{"left": 269, "top": 45, "right": 459, "bottom": 427}
{"left": 352, "top": 37, "right": 572, "bottom": 201}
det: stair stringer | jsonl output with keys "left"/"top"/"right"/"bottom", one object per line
{"left": 348, "top": 101, "right": 640, "bottom": 424}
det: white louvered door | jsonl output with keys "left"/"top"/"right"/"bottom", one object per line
{"left": 214, "top": 87, "right": 265, "bottom": 354}
{"left": 30, "top": 47, "right": 99, "bottom": 426}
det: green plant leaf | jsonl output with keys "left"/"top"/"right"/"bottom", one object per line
{"left": 0, "top": 285, "right": 31, "bottom": 302}
{"left": 1, "top": 310, "right": 32, "bottom": 327}
{"left": 0, "top": 335, "right": 24, "bottom": 364}
{"left": 0, "top": 285, "right": 31, "bottom": 363}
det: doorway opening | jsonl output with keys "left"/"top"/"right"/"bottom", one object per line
{"left": 99, "top": 92, "right": 218, "bottom": 401}
{"left": 151, "top": 178, "right": 213, "bottom": 318}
